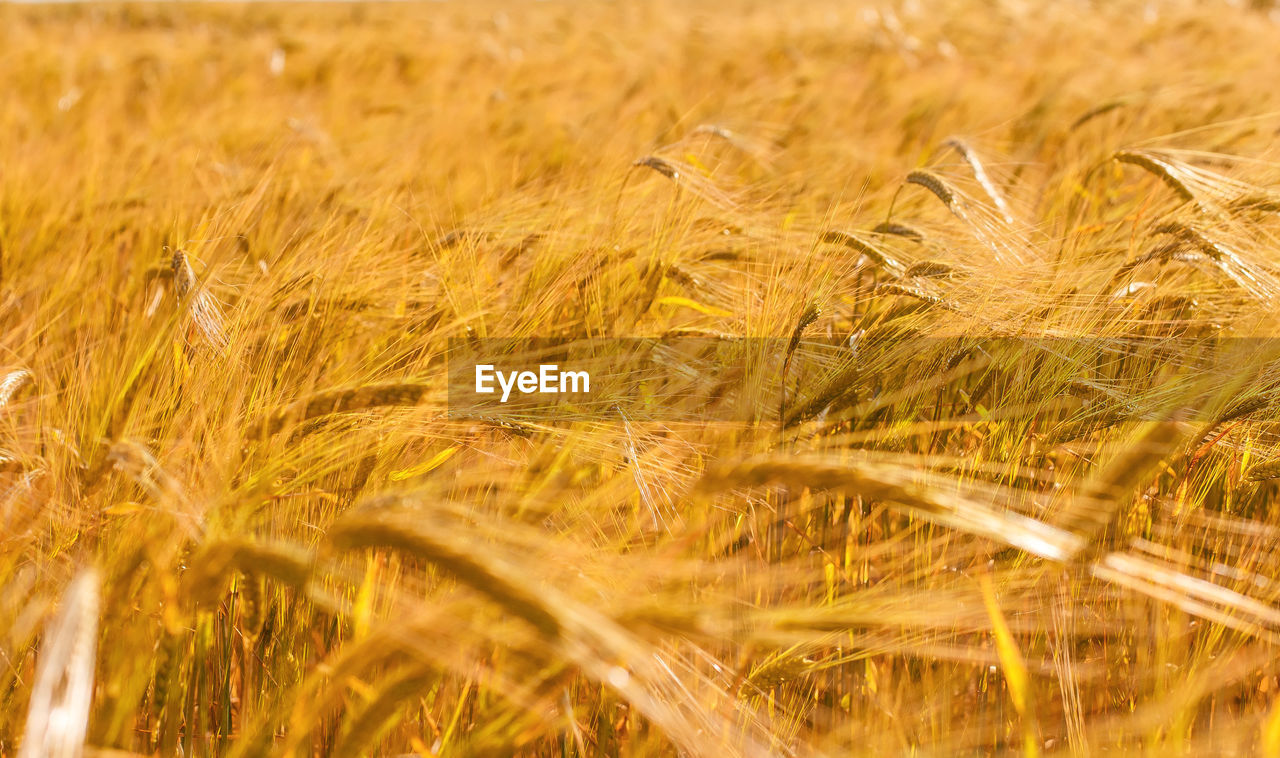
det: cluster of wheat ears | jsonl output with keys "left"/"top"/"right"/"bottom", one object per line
{"left": 8, "top": 1, "right": 1280, "bottom": 756}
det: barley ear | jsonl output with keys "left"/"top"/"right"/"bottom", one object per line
{"left": 820, "top": 230, "right": 905, "bottom": 275}
{"left": 333, "top": 669, "right": 436, "bottom": 757}
{"left": 1247, "top": 459, "right": 1280, "bottom": 482}
{"left": 905, "top": 260, "right": 954, "bottom": 279}
{"left": 943, "top": 137, "right": 1014, "bottom": 223}
{"left": 1114, "top": 150, "right": 1196, "bottom": 203}
{"left": 780, "top": 301, "right": 821, "bottom": 423}
{"left": 906, "top": 170, "right": 961, "bottom": 212}
{"left": 19, "top": 568, "right": 100, "bottom": 758}
{"left": 0, "top": 368, "right": 33, "bottom": 409}
{"left": 870, "top": 221, "right": 925, "bottom": 241}
{"left": 171, "top": 249, "right": 229, "bottom": 352}
{"left": 328, "top": 512, "right": 562, "bottom": 639}
{"left": 1058, "top": 418, "right": 1184, "bottom": 555}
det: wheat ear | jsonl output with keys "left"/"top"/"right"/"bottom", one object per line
{"left": 183, "top": 538, "right": 313, "bottom": 603}
{"left": 1056, "top": 419, "right": 1184, "bottom": 556}
{"left": 906, "top": 170, "right": 962, "bottom": 213}
{"left": 875, "top": 282, "right": 960, "bottom": 311}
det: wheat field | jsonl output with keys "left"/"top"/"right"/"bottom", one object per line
{"left": 6, "top": 1, "right": 1280, "bottom": 755}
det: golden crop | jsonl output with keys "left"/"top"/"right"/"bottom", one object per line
{"left": 5, "top": 1, "right": 1280, "bottom": 755}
